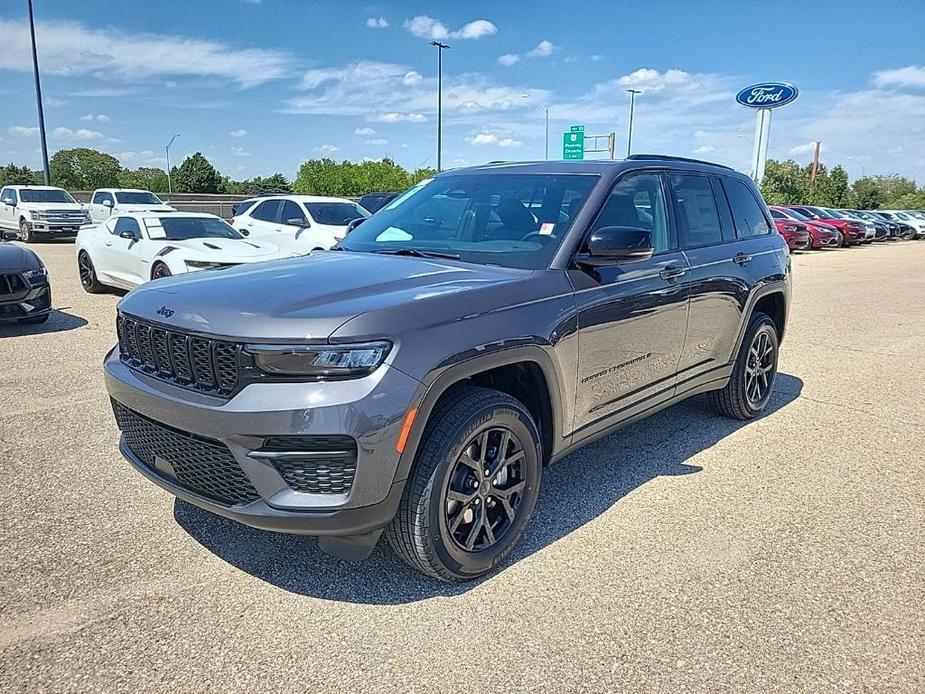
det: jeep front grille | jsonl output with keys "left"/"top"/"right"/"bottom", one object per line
{"left": 117, "top": 313, "right": 239, "bottom": 396}
{"left": 113, "top": 402, "right": 259, "bottom": 506}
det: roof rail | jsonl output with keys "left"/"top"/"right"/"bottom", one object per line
{"left": 626, "top": 154, "right": 734, "bottom": 170}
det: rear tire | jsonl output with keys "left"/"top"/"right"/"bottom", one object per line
{"left": 78, "top": 251, "right": 105, "bottom": 293}
{"left": 385, "top": 386, "right": 543, "bottom": 581}
{"left": 709, "top": 312, "right": 779, "bottom": 420}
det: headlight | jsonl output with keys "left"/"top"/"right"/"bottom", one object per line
{"left": 28, "top": 211, "right": 45, "bottom": 220}
{"left": 246, "top": 341, "right": 391, "bottom": 378}
{"left": 185, "top": 260, "right": 224, "bottom": 271}
{"left": 23, "top": 266, "right": 47, "bottom": 282}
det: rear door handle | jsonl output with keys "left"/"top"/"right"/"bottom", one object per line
{"left": 659, "top": 266, "right": 686, "bottom": 281}
{"left": 733, "top": 253, "right": 753, "bottom": 266}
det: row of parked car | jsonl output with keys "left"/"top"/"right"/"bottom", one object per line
{"left": 768, "top": 204, "right": 925, "bottom": 250}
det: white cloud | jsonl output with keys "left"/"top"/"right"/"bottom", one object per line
{"left": 365, "top": 138, "right": 389, "bottom": 145}
{"left": 369, "top": 112, "right": 428, "bottom": 123}
{"left": 693, "top": 145, "right": 716, "bottom": 154}
{"left": 316, "top": 144, "right": 339, "bottom": 154}
{"left": 354, "top": 127, "right": 376, "bottom": 135}
{"left": 229, "top": 129, "right": 248, "bottom": 137}
{"left": 402, "top": 70, "right": 423, "bottom": 86}
{"left": 0, "top": 19, "right": 293, "bottom": 87}
{"left": 788, "top": 142, "right": 824, "bottom": 156}
{"left": 527, "top": 40, "right": 556, "bottom": 58}
{"left": 498, "top": 54, "right": 520, "bottom": 67}
{"left": 230, "top": 146, "right": 252, "bottom": 157}
{"left": 8, "top": 126, "right": 39, "bottom": 137}
{"left": 366, "top": 17, "right": 389, "bottom": 29}
{"left": 404, "top": 15, "right": 497, "bottom": 40}
{"left": 590, "top": 54, "right": 604, "bottom": 62}
{"left": 80, "top": 113, "right": 110, "bottom": 122}
{"left": 52, "top": 127, "right": 104, "bottom": 141}
{"left": 44, "top": 97, "right": 67, "bottom": 107}
{"left": 115, "top": 150, "right": 163, "bottom": 167}
{"left": 466, "top": 132, "right": 522, "bottom": 148}
{"left": 873, "top": 65, "right": 925, "bottom": 89}
{"left": 617, "top": 68, "right": 692, "bottom": 92}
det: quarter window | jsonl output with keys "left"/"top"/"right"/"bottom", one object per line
{"left": 251, "top": 200, "right": 280, "bottom": 222}
{"left": 591, "top": 173, "right": 670, "bottom": 253}
{"left": 669, "top": 174, "right": 723, "bottom": 247}
{"left": 724, "top": 179, "right": 771, "bottom": 237}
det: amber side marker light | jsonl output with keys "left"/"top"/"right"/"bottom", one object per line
{"left": 395, "top": 408, "right": 418, "bottom": 454}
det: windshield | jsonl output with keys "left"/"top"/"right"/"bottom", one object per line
{"left": 306, "top": 202, "right": 370, "bottom": 226}
{"left": 19, "top": 188, "right": 76, "bottom": 204}
{"left": 339, "top": 173, "right": 599, "bottom": 270}
{"left": 116, "top": 191, "right": 163, "bottom": 205}
{"left": 806, "top": 206, "right": 836, "bottom": 219}
{"left": 143, "top": 216, "right": 243, "bottom": 241}
{"left": 893, "top": 212, "right": 910, "bottom": 219}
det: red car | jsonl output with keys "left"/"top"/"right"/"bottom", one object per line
{"left": 769, "top": 206, "right": 840, "bottom": 249}
{"left": 772, "top": 217, "right": 811, "bottom": 251}
{"left": 784, "top": 205, "right": 864, "bottom": 247}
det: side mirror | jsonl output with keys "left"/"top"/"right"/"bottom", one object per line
{"left": 240, "top": 229, "right": 250, "bottom": 236}
{"left": 286, "top": 217, "right": 309, "bottom": 227}
{"left": 103, "top": 199, "right": 113, "bottom": 207}
{"left": 577, "top": 226, "right": 654, "bottom": 266}
{"left": 1, "top": 199, "right": 13, "bottom": 207}
{"left": 119, "top": 230, "right": 137, "bottom": 241}
{"left": 346, "top": 217, "right": 366, "bottom": 234}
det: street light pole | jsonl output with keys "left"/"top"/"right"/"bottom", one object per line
{"left": 625, "top": 89, "right": 642, "bottom": 158}
{"left": 430, "top": 41, "right": 450, "bottom": 172}
{"left": 165, "top": 132, "right": 180, "bottom": 197}
{"left": 27, "top": 0, "right": 50, "bottom": 185}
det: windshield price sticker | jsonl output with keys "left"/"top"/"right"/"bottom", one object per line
{"left": 539, "top": 223, "right": 555, "bottom": 236}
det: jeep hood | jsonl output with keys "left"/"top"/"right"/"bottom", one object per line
{"left": 117, "top": 251, "right": 534, "bottom": 340}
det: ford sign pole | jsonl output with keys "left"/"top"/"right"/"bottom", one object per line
{"left": 736, "top": 83, "right": 798, "bottom": 183}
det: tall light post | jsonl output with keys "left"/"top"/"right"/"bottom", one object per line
{"left": 27, "top": 0, "right": 50, "bottom": 184}
{"left": 625, "top": 89, "right": 642, "bottom": 158}
{"left": 430, "top": 41, "right": 450, "bottom": 172}
{"left": 521, "top": 94, "right": 550, "bottom": 160}
{"left": 165, "top": 132, "right": 180, "bottom": 197}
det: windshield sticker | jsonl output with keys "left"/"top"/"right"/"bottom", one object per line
{"left": 539, "top": 222, "right": 555, "bottom": 236}
{"left": 376, "top": 226, "right": 414, "bottom": 242}
{"left": 144, "top": 219, "right": 167, "bottom": 239}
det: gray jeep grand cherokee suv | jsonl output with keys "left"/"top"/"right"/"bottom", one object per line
{"left": 105, "top": 156, "right": 791, "bottom": 580}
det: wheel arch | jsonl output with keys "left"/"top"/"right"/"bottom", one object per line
{"left": 733, "top": 281, "right": 789, "bottom": 357}
{"left": 395, "top": 345, "right": 567, "bottom": 482}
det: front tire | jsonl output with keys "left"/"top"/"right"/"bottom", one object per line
{"left": 19, "top": 219, "right": 33, "bottom": 243}
{"left": 151, "top": 262, "right": 172, "bottom": 280}
{"left": 709, "top": 312, "right": 779, "bottom": 420}
{"left": 386, "top": 386, "right": 543, "bottom": 581}
{"left": 78, "top": 251, "right": 105, "bottom": 293}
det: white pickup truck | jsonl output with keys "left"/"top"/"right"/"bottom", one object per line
{"left": 0, "top": 185, "right": 90, "bottom": 242}
{"left": 87, "top": 188, "right": 175, "bottom": 223}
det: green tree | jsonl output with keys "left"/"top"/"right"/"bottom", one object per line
{"left": 173, "top": 152, "right": 222, "bottom": 194}
{"left": 118, "top": 167, "right": 169, "bottom": 193}
{"left": 849, "top": 176, "right": 885, "bottom": 209}
{"left": 0, "top": 163, "right": 41, "bottom": 187}
{"left": 49, "top": 148, "right": 121, "bottom": 190}
{"left": 759, "top": 159, "right": 810, "bottom": 205}
{"left": 293, "top": 157, "right": 420, "bottom": 197}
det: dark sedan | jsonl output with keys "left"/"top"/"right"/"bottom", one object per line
{"left": 0, "top": 235, "right": 52, "bottom": 325}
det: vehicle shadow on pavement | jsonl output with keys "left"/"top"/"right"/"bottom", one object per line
{"left": 175, "top": 373, "right": 804, "bottom": 604}
{"left": 0, "top": 309, "right": 87, "bottom": 337}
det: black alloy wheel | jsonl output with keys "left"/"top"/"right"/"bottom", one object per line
{"left": 709, "top": 312, "right": 779, "bottom": 420}
{"left": 444, "top": 426, "right": 527, "bottom": 552}
{"left": 151, "top": 263, "right": 172, "bottom": 280}
{"left": 78, "top": 252, "right": 104, "bottom": 293}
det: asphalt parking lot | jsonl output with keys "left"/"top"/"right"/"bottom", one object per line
{"left": 1, "top": 240, "right": 923, "bottom": 693}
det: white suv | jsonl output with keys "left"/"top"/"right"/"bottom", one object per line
{"left": 87, "top": 188, "right": 175, "bottom": 223}
{"left": 230, "top": 195, "right": 369, "bottom": 254}
{"left": 0, "top": 185, "right": 90, "bottom": 242}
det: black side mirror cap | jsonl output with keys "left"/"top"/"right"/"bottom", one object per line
{"left": 346, "top": 217, "right": 366, "bottom": 234}
{"left": 119, "top": 230, "right": 136, "bottom": 240}
{"left": 576, "top": 226, "right": 654, "bottom": 266}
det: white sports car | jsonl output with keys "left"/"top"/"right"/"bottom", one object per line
{"left": 75, "top": 211, "right": 295, "bottom": 292}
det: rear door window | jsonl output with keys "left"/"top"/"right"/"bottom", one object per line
{"left": 722, "top": 179, "right": 771, "bottom": 237}
{"left": 251, "top": 200, "right": 281, "bottom": 222}
{"left": 669, "top": 173, "right": 723, "bottom": 248}
{"left": 279, "top": 200, "right": 307, "bottom": 226}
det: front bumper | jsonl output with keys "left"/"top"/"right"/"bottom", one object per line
{"left": 104, "top": 347, "right": 421, "bottom": 536}
{"left": 24, "top": 219, "right": 84, "bottom": 236}
{"left": 0, "top": 281, "right": 51, "bottom": 322}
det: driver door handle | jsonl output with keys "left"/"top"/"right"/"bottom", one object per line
{"left": 659, "top": 265, "right": 686, "bottom": 281}
{"left": 733, "top": 252, "right": 753, "bottom": 266}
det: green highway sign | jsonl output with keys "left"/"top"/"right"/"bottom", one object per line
{"left": 563, "top": 127, "right": 585, "bottom": 160}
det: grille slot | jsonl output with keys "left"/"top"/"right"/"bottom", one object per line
{"left": 113, "top": 402, "right": 259, "bottom": 506}
{"left": 260, "top": 435, "right": 358, "bottom": 495}
{"left": 117, "top": 313, "right": 238, "bottom": 396}
{"left": 1, "top": 274, "right": 27, "bottom": 296}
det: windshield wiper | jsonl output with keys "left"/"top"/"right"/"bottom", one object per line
{"left": 371, "top": 247, "right": 461, "bottom": 260}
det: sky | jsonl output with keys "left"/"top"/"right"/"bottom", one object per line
{"left": 1, "top": 0, "right": 924, "bottom": 183}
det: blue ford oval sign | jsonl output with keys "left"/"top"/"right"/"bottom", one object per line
{"left": 736, "top": 82, "right": 798, "bottom": 109}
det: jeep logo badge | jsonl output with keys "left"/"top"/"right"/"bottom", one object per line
{"left": 155, "top": 306, "right": 175, "bottom": 318}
